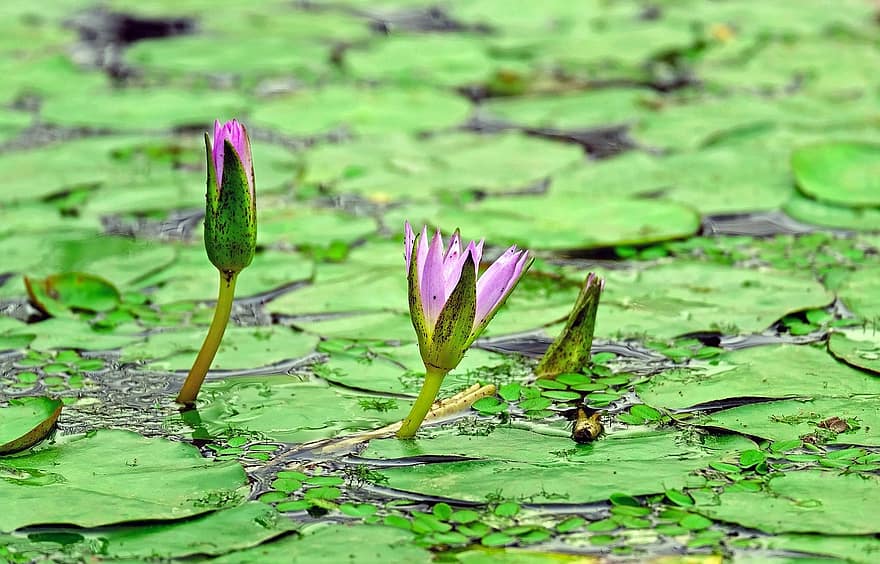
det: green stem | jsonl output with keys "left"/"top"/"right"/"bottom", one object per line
{"left": 396, "top": 365, "right": 449, "bottom": 438}
{"left": 176, "top": 270, "right": 238, "bottom": 405}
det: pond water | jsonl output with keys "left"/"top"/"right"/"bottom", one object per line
{"left": 1, "top": 1, "right": 880, "bottom": 562}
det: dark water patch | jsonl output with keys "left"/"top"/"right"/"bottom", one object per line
{"left": 675, "top": 395, "right": 801, "bottom": 414}
{"left": 345, "top": 454, "right": 478, "bottom": 466}
{"left": 101, "top": 208, "right": 203, "bottom": 241}
{"left": 363, "top": 6, "right": 488, "bottom": 34}
{"left": 66, "top": 8, "right": 196, "bottom": 80}
{"left": 701, "top": 210, "right": 822, "bottom": 237}
{"left": 162, "top": 353, "right": 324, "bottom": 379}
{"left": 466, "top": 115, "right": 635, "bottom": 159}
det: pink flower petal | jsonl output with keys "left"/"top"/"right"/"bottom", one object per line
{"left": 404, "top": 221, "right": 415, "bottom": 272}
{"left": 211, "top": 119, "right": 252, "bottom": 191}
{"left": 474, "top": 246, "right": 525, "bottom": 326}
{"left": 420, "top": 230, "right": 446, "bottom": 328}
{"left": 417, "top": 225, "right": 429, "bottom": 284}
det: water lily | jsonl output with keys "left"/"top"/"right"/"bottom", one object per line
{"left": 177, "top": 119, "right": 257, "bottom": 406}
{"left": 397, "top": 222, "right": 532, "bottom": 438}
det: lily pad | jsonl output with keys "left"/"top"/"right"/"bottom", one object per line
{"left": 211, "top": 524, "right": 431, "bottom": 564}
{"left": 783, "top": 192, "right": 880, "bottom": 231}
{"left": 0, "top": 397, "right": 62, "bottom": 455}
{"left": 315, "top": 341, "right": 512, "bottom": 395}
{"left": 589, "top": 262, "right": 833, "bottom": 340}
{"left": 698, "top": 470, "right": 880, "bottom": 534}
{"left": 135, "top": 244, "right": 313, "bottom": 304}
{"left": 828, "top": 327, "right": 880, "bottom": 374}
{"left": 299, "top": 132, "right": 583, "bottom": 201}
{"left": 345, "top": 35, "right": 500, "bottom": 88}
{"left": 637, "top": 345, "right": 880, "bottom": 411}
{"left": 101, "top": 502, "right": 295, "bottom": 559}
{"left": 792, "top": 142, "right": 880, "bottom": 208}
{"left": 482, "top": 89, "right": 645, "bottom": 130}
{"left": 836, "top": 266, "right": 880, "bottom": 320}
{"left": 760, "top": 534, "right": 880, "bottom": 564}
{"left": 194, "top": 376, "right": 413, "bottom": 443}
{"left": 0, "top": 429, "right": 247, "bottom": 531}
{"left": 121, "top": 326, "right": 319, "bottom": 372}
{"left": 424, "top": 196, "right": 700, "bottom": 251}
{"left": 126, "top": 35, "right": 332, "bottom": 80}
{"left": 39, "top": 87, "right": 249, "bottom": 130}
{"left": 700, "top": 397, "right": 880, "bottom": 446}
{"left": 25, "top": 272, "right": 121, "bottom": 317}
{"left": 363, "top": 426, "right": 753, "bottom": 503}
{"left": 250, "top": 85, "right": 471, "bottom": 138}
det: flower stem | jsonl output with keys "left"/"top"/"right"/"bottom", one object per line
{"left": 396, "top": 365, "right": 449, "bottom": 438}
{"left": 176, "top": 270, "right": 238, "bottom": 405}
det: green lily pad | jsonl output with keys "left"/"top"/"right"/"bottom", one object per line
{"left": 121, "top": 326, "right": 319, "bottom": 371}
{"left": 482, "top": 89, "right": 645, "bottom": 130}
{"left": 300, "top": 132, "right": 583, "bottom": 201}
{"left": 632, "top": 94, "right": 880, "bottom": 151}
{"left": 134, "top": 244, "right": 312, "bottom": 304}
{"left": 126, "top": 36, "right": 332, "bottom": 80}
{"left": 588, "top": 262, "right": 833, "bottom": 340}
{"left": 291, "top": 311, "right": 416, "bottom": 342}
{"left": 250, "top": 85, "right": 471, "bottom": 137}
{"left": 0, "top": 397, "right": 62, "bottom": 455}
{"left": 0, "top": 429, "right": 247, "bottom": 531}
{"left": 637, "top": 345, "right": 880, "bottom": 411}
{"left": 211, "top": 524, "right": 431, "bottom": 564}
{"left": 553, "top": 141, "right": 794, "bottom": 214}
{"left": 423, "top": 196, "right": 700, "bottom": 251}
{"left": 828, "top": 327, "right": 880, "bottom": 375}
{"left": 345, "top": 35, "right": 500, "bottom": 88}
{"left": 700, "top": 397, "right": 880, "bottom": 446}
{"left": 258, "top": 207, "right": 376, "bottom": 249}
{"left": 760, "top": 534, "right": 880, "bottom": 564}
{"left": 363, "top": 426, "right": 753, "bottom": 503}
{"left": 40, "top": 87, "right": 249, "bottom": 130}
{"left": 792, "top": 142, "right": 880, "bottom": 208}
{"left": 315, "top": 341, "right": 511, "bottom": 395}
{"left": 25, "top": 272, "right": 121, "bottom": 317}
{"left": 0, "top": 54, "right": 107, "bottom": 106}
{"left": 101, "top": 502, "right": 295, "bottom": 559}
{"left": 784, "top": 192, "right": 880, "bottom": 231}
{"left": 14, "top": 318, "right": 143, "bottom": 352}
{"left": 698, "top": 470, "right": 880, "bottom": 534}
{"left": 193, "top": 376, "right": 413, "bottom": 443}
{"left": 268, "top": 263, "right": 404, "bottom": 317}
{"left": 836, "top": 266, "right": 880, "bottom": 320}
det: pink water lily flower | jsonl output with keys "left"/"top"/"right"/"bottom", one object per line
{"left": 404, "top": 221, "right": 531, "bottom": 371}
{"left": 397, "top": 222, "right": 532, "bottom": 438}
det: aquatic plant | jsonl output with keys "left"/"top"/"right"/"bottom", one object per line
{"left": 397, "top": 222, "right": 532, "bottom": 438}
{"left": 177, "top": 119, "right": 257, "bottom": 405}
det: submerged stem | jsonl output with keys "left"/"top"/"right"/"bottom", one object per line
{"left": 176, "top": 270, "right": 238, "bottom": 405}
{"left": 396, "top": 365, "right": 449, "bottom": 438}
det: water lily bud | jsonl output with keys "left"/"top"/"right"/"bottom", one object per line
{"left": 405, "top": 222, "right": 532, "bottom": 372}
{"left": 204, "top": 119, "right": 256, "bottom": 276}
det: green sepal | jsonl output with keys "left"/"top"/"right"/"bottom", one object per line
{"left": 536, "top": 272, "right": 603, "bottom": 379}
{"left": 204, "top": 138, "right": 257, "bottom": 275}
{"left": 407, "top": 233, "right": 431, "bottom": 358}
{"left": 425, "top": 253, "right": 477, "bottom": 371}
{"left": 464, "top": 255, "right": 534, "bottom": 348}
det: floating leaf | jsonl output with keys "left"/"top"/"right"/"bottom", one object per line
{"left": 25, "top": 272, "right": 120, "bottom": 316}
{"left": 792, "top": 141, "right": 880, "bottom": 208}
{"left": 0, "top": 430, "right": 247, "bottom": 531}
{"left": 0, "top": 397, "right": 62, "bottom": 455}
